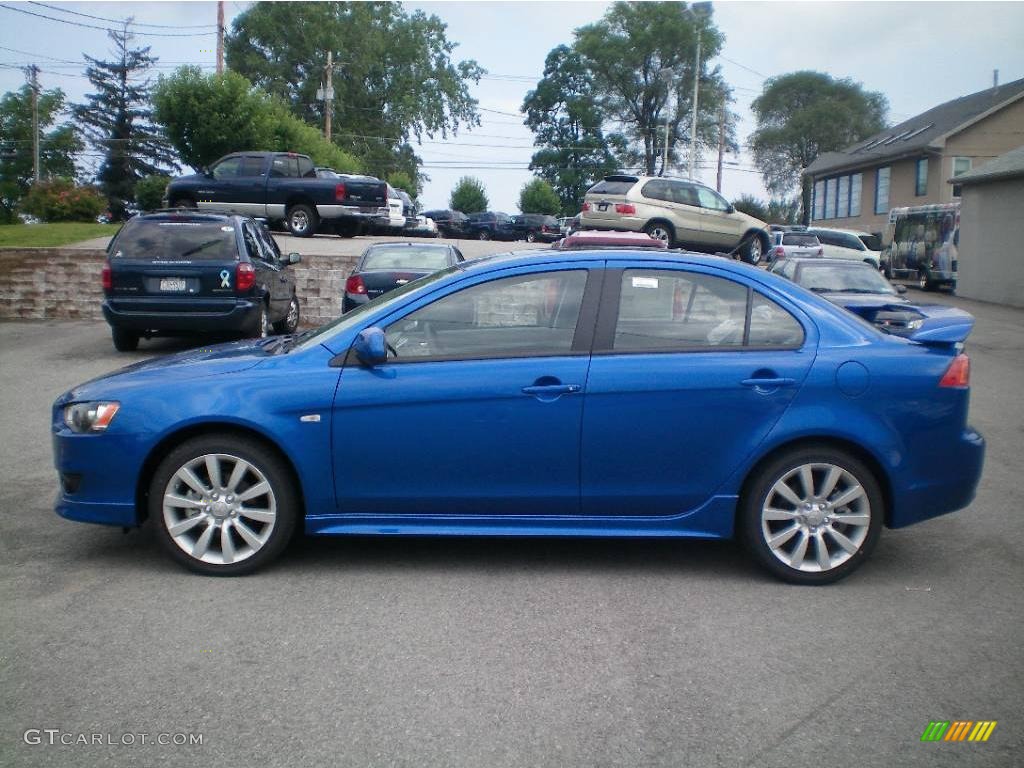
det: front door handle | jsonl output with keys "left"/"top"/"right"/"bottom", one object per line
{"left": 522, "top": 384, "right": 581, "bottom": 396}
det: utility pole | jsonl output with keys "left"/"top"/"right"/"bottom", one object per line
{"left": 716, "top": 103, "right": 725, "bottom": 192}
{"left": 661, "top": 111, "right": 669, "bottom": 177}
{"left": 323, "top": 50, "right": 334, "bottom": 141}
{"left": 26, "top": 65, "right": 39, "bottom": 182}
{"left": 688, "top": 29, "right": 701, "bottom": 181}
{"left": 216, "top": 0, "right": 224, "bottom": 75}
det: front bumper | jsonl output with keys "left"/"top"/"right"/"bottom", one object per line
{"left": 102, "top": 299, "right": 259, "bottom": 333}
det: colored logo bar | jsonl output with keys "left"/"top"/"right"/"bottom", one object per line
{"left": 921, "top": 721, "right": 997, "bottom": 742}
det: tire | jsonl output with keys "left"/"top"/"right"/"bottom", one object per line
{"left": 149, "top": 434, "right": 298, "bottom": 576}
{"left": 643, "top": 220, "right": 675, "bottom": 247}
{"left": 170, "top": 197, "right": 196, "bottom": 210}
{"left": 526, "top": 230, "right": 537, "bottom": 243}
{"left": 111, "top": 326, "right": 139, "bottom": 352}
{"left": 918, "top": 271, "right": 932, "bottom": 291}
{"left": 286, "top": 204, "right": 318, "bottom": 238}
{"left": 738, "top": 445, "right": 883, "bottom": 585}
{"left": 743, "top": 234, "right": 765, "bottom": 265}
{"left": 272, "top": 294, "right": 300, "bottom": 334}
{"left": 478, "top": 229, "right": 491, "bottom": 241}
{"left": 247, "top": 301, "right": 270, "bottom": 339}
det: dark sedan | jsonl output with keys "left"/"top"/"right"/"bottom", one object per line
{"left": 343, "top": 242, "right": 465, "bottom": 313}
{"left": 769, "top": 257, "right": 964, "bottom": 336}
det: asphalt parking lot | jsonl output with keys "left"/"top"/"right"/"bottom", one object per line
{"left": 1, "top": 287, "right": 1021, "bottom": 767}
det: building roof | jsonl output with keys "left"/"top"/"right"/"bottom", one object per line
{"left": 805, "top": 77, "right": 1024, "bottom": 177}
{"left": 950, "top": 145, "right": 1024, "bottom": 186}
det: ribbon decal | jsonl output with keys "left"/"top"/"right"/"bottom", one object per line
{"left": 220, "top": 270, "right": 231, "bottom": 288}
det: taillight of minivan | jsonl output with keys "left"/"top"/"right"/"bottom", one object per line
{"left": 101, "top": 263, "right": 112, "bottom": 290}
{"left": 236, "top": 262, "right": 256, "bottom": 292}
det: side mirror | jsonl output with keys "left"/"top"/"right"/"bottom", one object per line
{"left": 726, "top": 204, "right": 735, "bottom": 214}
{"left": 287, "top": 252, "right": 301, "bottom": 265}
{"left": 895, "top": 284, "right": 908, "bottom": 294}
{"left": 353, "top": 327, "right": 388, "bottom": 367}
{"left": 201, "top": 166, "right": 212, "bottom": 178}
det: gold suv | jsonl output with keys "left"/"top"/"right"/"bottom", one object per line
{"left": 581, "top": 175, "right": 769, "bottom": 263}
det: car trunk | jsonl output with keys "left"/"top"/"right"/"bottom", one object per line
{"left": 358, "top": 269, "right": 432, "bottom": 299}
{"left": 107, "top": 259, "right": 243, "bottom": 313}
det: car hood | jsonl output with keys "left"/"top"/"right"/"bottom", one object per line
{"left": 58, "top": 339, "right": 270, "bottom": 403}
{"left": 168, "top": 173, "right": 205, "bottom": 186}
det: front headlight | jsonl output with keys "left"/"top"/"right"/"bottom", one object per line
{"left": 906, "top": 318, "right": 925, "bottom": 330}
{"left": 64, "top": 402, "right": 120, "bottom": 433}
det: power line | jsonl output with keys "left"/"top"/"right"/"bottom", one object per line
{"left": 27, "top": 2, "right": 218, "bottom": 29}
{"left": 0, "top": 3, "right": 217, "bottom": 37}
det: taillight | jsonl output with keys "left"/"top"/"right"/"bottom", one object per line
{"left": 335, "top": 183, "right": 346, "bottom": 201}
{"left": 939, "top": 353, "right": 970, "bottom": 388}
{"left": 236, "top": 262, "right": 256, "bottom": 292}
{"left": 345, "top": 274, "right": 366, "bottom": 295}
{"left": 581, "top": 202, "right": 591, "bottom": 212}
{"left": 615, "top": 203, "right": 636, "bottom": 214}
{"left": 774, "top": 246, "right": 785, "bottom": 257}
{"left": 101, "top": 263, "right": 112, "bottom": 290}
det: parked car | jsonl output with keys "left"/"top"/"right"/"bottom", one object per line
{"left": 342, "top": 241, "right": 464, "bottom": 313}
{"left": 371, "top": 184, "right": 408, "bottom": 233}
{"left": 553, "top": 230, "right": 667, "bottom": 250}
{"left": 163, "top": 152, "right": 388, "bottom": 238}
{"left": 580, "top": 174, "right": 769, "bottom": 263}
{"left": 395, "top": 189, "right": 417, "bottom": 228}
{"left": 101, "top": 210, "right": 302, "bottom": 351}
{"left": 422, "top": 209, "right": 470, "bottom": 239}
{"left": 57, "top": 248, "right": 983, "bottom": 584}
{"left": 465, "top": 211, "right": 519, "bottom": 241}
{"left": 768, "top": 257, "right": 970, "bottom": 337}
{"left": 767, "top": 231, "right": 823, "bottom": 264}
{"left": 511, "top": 213, "right": 562, "bottom": 243}
{"left": 408, "top": 214, "right": 440, "bottom": 238}
{"left": 806, "top": 227, "right": 882, "bottom": 269}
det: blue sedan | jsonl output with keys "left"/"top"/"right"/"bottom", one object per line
{"left": 52, "top": 250, "right": 985, "bottom": 584}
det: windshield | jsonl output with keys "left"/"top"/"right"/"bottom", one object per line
{"left": 797, "top": 263, "right": 896, "bottom": 295}
{"left": 293, "top": 263, "right": 464, "bottom": 352}
{"left": 110, "top": 220, "right": 237, "bottom": 261}
{"left": 782, "top": 233, "right": 820, "bottom": 246}
{"left": 362, "top": 247, "right": 450, "bottom": 271}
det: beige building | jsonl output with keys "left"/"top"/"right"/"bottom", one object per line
{"left": 804, "top": 77, "right": 1024, "bottom": 234}
{"left": 950, "top": 145, "right": 1024, "bottom": 308}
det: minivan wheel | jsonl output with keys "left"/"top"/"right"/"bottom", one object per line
{"left": 287, "top": 204, "right": 318, "bottom": 238}
{"left": 739, "top": 446, "right": 883, "bottom": 585}
{"left": 644, "top": 221, "right": 675, "bottom": 247}
{"left": 273, "top": 294, "right": 300, "bottom": 334}
{"left": 111, "top": 326, "right": 139, "bottom": 352}
{"left": 149, "top": 435, "right": 298, "bottom": 576}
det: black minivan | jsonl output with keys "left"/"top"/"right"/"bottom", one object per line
{"left": 102, "top": 211, "right": 302, "bottom": 351}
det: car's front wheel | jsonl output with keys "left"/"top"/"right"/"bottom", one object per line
{"left": 111, "top": 326, "right": 139, "bottom": 352}
{"left": 643, "top": 221, "right": 675, "bottom": 247}
{"left": 478, "top": 229, "right": 491, "bottom": 241}
{"left": 739, "top": 445, "right": 883, "bottom": 585}
{"left": 150, "top": 435, "right": 298, "bottom": 576}
{"left": 743, "top": 234, "right": 765, "bottom": 265}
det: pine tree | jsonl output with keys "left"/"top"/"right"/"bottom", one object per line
{"left": 73, "top": 23, "right": 177, "bottom": 220}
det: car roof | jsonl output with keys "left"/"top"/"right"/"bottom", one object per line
{"left": 364, "top": 241, "right": 452, "bottom": 249}
{"left": 785, "top": 257, "right": 874, "bottom": 267}
{"left": 807, "top": 226, "right": 873, "bottom": 237}
{"left": 598, "top": 173, "right": 717, "bottom": 193}
{"left": 133, "top": 210, "right": 242, "bottom": 224}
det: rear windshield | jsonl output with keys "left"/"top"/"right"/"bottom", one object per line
{"left": 782, "top": 233, "right": 820, "bottom": 246}
{"left": 110, "top": 220, "right": 238, "bottom": 261}
{"left": 859, "top": 234, "right": 882, "bottom": 251}
{"left": 362, "top": 247, "right": 450, "bottom": 271}
{"left": 589, "top": 179, "right": 635, "bottom": 196}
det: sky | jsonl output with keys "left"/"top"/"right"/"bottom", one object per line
{"left": 2, "top": 0, "right": 1023, "bottom": 213}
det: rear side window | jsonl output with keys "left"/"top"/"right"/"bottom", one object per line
{"left": 110, "top": 220, "right": 239, "bottom": 261}
{"left": 270, "top": 156, "right": 299, "bottom": 178}
{"left": 782, "top": 234, "right": 820, "bottom": 246}
{"left": 589, "top": 179, "right": 636, "bottom": 196}
{"left": 613, "top": 270, "right": 803, "bottom": 351}
{"left": 641, "top": 180, "right": 672, "bottom": 202}
{"left": 297, "top": 156, "right": 315, "bottom": 178}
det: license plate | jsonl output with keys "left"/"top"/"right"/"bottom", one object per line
{"left": 598, "top": 202, "right": 609, "bottom": 211}
{"left": 160, "top": 278, "right": 186, "bottom": 292}
{"left": 359, "top": 206, "right": 377, "bottom": 213}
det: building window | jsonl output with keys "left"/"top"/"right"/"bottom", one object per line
{"left": 915, "top": 158, "right": 928, "bottom": 196}
{"left": 813, "top": 180, "right": 824, "bottom": 221}
{"left": 875, "top": 166, "right": 890, "bottom": 215}
{"left": 837, "top": 176, "right": 850, "bottom": 217}
{"left": 826, "top": 178, "right": 838, "bottom": 219}
{"left": 850, "top": 173, "right": 862, "bottom": 216}
{"left": 952, "top": 156, "right": 971, "bottom": 197}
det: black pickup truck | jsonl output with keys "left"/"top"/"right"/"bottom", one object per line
{"left": 163, "top": 152, "right": 388, "bottom": 238}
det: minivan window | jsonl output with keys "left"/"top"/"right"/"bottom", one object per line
{"left": 110, "top": 221, "right": 238, "bottom": 261}
{"left": 589, "top": 179, "right": 635, "bottom": 196}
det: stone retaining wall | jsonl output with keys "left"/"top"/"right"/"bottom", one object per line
{"left": 0, "top": 248, "right": 359, "bottom": 327}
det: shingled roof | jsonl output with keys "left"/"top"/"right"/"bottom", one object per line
{"left": 951, "top": 144, "right": 1024, "bottom": 186}
{"left": 805, "top": 77, "right": 1024, "bottom": 177}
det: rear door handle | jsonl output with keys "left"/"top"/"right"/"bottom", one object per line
{"left": 522, "top": 384, "right": 581, "bottom": 396}
{"left": 741, "top": 377, "right": 796, "bottom": 388}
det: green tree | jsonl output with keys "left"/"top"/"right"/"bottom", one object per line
{"left": 730, "top": 194, "right": 769, "bottom": 222}
{"left": 767, "top": 197, "right": 801, "bottom": 225}
{"left": 225, "top": 1, "right": 483, "bottom": 191}
{"left": 522, "top": 45, "right": 625, "bottom": 215}
{"left": 518, "top": 179, "right": 561, "bottom": 215}
{"left": 449, "top": 176, "right": 488, "bottom": 213}
{"left": 749, "top": 71, "right": 888, "bottom": 223}
{"left": 0, "top": 85, "right": 80, "bottom": 223}
{"left": 152, "top": 67, "right": 360, "bottom": 173}
{"left": 386, "top": 170, "right": 417, "bottom": 197}
{"left": 73, "top": 26, "right": 177, "bottom": 220}
{"left": 573, "top": 2, "right": 730, "bottom": 176}
{"left": 134, "top": 174, "right": 171, "bottom": 211}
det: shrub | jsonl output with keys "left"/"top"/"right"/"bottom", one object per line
{"left": 135, "top": 174, "right": 172, "bottom": 212}
{"left": 449, "top": 176, "right": 488, "bottom": 213}
{"left": 20, "top": 179, "right": 106, "bottom": 222}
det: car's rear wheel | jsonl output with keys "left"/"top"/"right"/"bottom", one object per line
{"left": 918, "top": 272, "right": 932, "bottom": 291}
{"left": 273, "top": 294, "right": 300, "bottom": 334}
{"left": 526, "top": 230, "right": 537, "bottom": 243}
{"left": 478, "top": 230, "right": 491, "bottom": 241}
{"left": 150, "top": 435, "right": 297, "bottom": 576}
{"left": 739, "top": 445, "right": 883, "bottom": 585}
{"left": 644, "top": 221, "right": 675, "bottom": 247}
{"left": 111, "top": 326, "right": 139, "bottom": 352}
{"left": 287, "top": 204, "right": 318, "bottom": 238}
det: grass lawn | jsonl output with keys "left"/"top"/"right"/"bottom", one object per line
{"left": 0, "top": 222, "right": 120, "bottom": 248}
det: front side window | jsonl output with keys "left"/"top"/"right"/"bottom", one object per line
{"left": 875, "top": 166, "right": 891, "bottom": 214}
{"left": 211, "top": 157, "right": 242, "bottom": 180}
{"left": 239, "top": 156, "right": 265, "bottom": 177}
{"left": 915, "top": 158, "right": 928, "bottom": 196}
{"left": 696, "top": 187, "right": 730, "bottom": 212}
{"left": 385, "top": 270, "right": 588, "bottom": 360}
